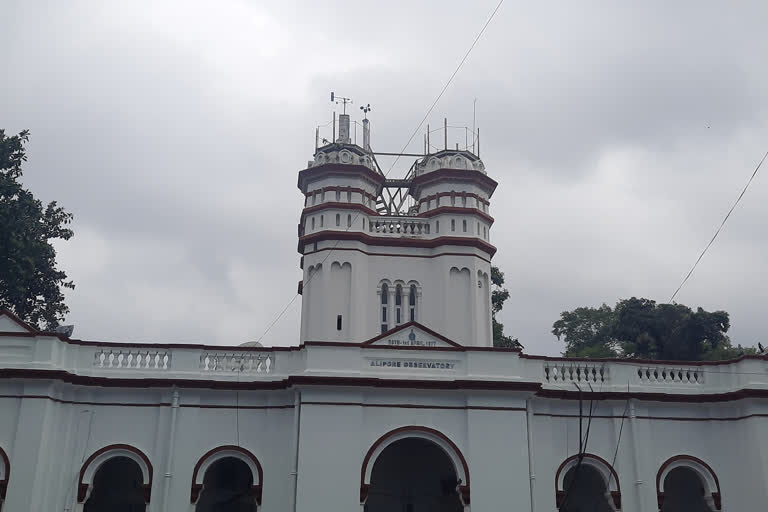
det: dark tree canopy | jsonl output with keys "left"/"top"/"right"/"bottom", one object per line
{"left": 0, "top": 129, "right": 74, "bottom": 329}
{"left": 552, "top": 297, "right": 753, "bottom": 361}
{"left": 491, "top": 266, "right": 520, "bottom": 348}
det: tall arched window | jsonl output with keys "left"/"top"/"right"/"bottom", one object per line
{"left": 380, "top": 284, "right": 389, "bottom": 334}
{"left": 311, "top": 217, "right": 315, "bottom": 230}
{"left": 451, "top": 219, "right": 456, "bottom": 232}
{"left": 462, "top": 219, "right": 467, "bottom": 232}
{"left": 347, "top": 214, "right": 352, "bottom": 227}
{"left": 335, "top": 214, "right": 340, "bottom": 227}
{"left": 395, "top": 285, "right": 403, "bottom": 326}
{"left": 436, "top": 220, "right": 440, "bottom": 233}
{"left": 409, "top": 285, "right": 417, "bottom": 322}
{"left": 347, "top": 190, "right": 352, "bottom": 202}
{"left": 336, "top": 190, "right": 341, "bottom": 201}
{"left": 320, "top": 215, "right": 324, "bottom": 227}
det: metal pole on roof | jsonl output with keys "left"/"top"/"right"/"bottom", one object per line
{"left": 444, "top": 118, "right": 448, "bottom": 150}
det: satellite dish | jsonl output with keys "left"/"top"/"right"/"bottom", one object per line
{"left": 54, "top": 325, "right": 75, "bottom": 338}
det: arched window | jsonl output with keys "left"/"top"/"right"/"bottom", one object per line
{"left": 83, "top": 457, "right": 147, "bottom": 512}
{"left": 347, "top": 214, "right": 352, "bottom": 227}
{"left": 380, "top": 284, "right": 389, "bottom": 334}
{"left": 395, "top": 285, "right": 403, "bottom": 326}
{"left": 347, "top": 190, "right": 352, "bottom": 202}
{"left": 409, "top": 285, "right": 417, "bottom": 322}
{"left": 363, "top": 218, "right": 366, "bottom": 230}
{"left": 312, "top": 192, "right": 317, "bottom": 205}
{"left": 657, "top": 455, "right": 721, "bottom": 512}
{"left": 451, "top": 193, "right": 456, "bottom": 206}
{"left": 336, "top": 190, "right": 341, "bottom": 201}
{"left": 360, "top": 426, "right": 470, "bottom": 511}
{"left": 77, "top": 444, "right": 153, "bottom": 511}
{"left": 320, "top": 215, "right": 324, "bottom": 227}
{"left": 555, "top": 453, "right": 621, "bottom": 512}
{"left": 477, "top": 222, "right": 480, "bottom": 235}
{"left": 335, "top": 213, "right": 340, "bottom": 227}
{"left": 483, "top": 226, "right": 487, "bottom": 239}
{"left": 451, "top": 219, "right": 456, "bottom": 232}
{"left": 462, "top": 220, "right": 467, "bottom": 232}
{"left": 0, "top": 446, "right": 9, "bottom": 509}
{"left": 191, "top": 446, "right": 263, "bottom": 512}
{"left": 436, "top": 220, "right": 440, "bottom": 233}
{"left": 462, "top": 196, "right": 466, "bottom": 206}
{"left": 311, "top": 217, "right": 315, "bottom": 230}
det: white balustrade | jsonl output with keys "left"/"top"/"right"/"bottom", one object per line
{"left": 93, "top": 349, "right": 171, "bottom": 370}
{"left": 369, "top": 216, "right": 430, "bottom": 237}
{"left": 544, "top": 363, "right": 607, "bottom": 383}
{"left": 636, "top": 366, "right": 703, "bottom": 384}
{"left": 200, "top": 352, "right": 274, "bottom": 374}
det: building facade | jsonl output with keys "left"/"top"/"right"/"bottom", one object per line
{"left": 0, "top": 118, "right": 767, "bottom": 511}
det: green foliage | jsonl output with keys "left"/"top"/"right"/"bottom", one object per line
{"left": 552, "top": 297, "right": 751, "bottom": 361}
{"left": 491, "top": 266, "right": 520, "bottom": 348}
{"left": 0, "top": 129, "right": 74, "bottom": 329}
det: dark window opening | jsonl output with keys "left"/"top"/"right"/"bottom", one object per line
{"left": 337, "top": 315, "right": 342, "bottom": 331}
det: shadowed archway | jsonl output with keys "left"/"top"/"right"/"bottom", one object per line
{"left": 83, "top": 456, "right": 146, "bottom": 512}
{"left": 363, "top": 436, "right": 466, "bottom": 512}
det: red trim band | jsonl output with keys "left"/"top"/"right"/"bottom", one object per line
{"left": 299, "top": 230, "right": 497, "bottom": 257}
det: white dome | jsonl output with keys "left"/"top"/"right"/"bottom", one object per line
{"left": 238, "top": 341, "right": 263, "bottom": 348}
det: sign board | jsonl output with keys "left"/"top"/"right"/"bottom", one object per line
{"left": 367, "top": 326, "right": 457, "bottom": 348}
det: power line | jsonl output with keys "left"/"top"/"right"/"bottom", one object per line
{"left": 383, "top": 0, "right": 506, "bottom": 175}
{"left": 669, "top": 150, "right": 768, "bottom": 302}
{"left": 253, "top": 0, "right": 505, "bottom": 344}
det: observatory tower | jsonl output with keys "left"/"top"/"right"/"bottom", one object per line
{"left": 297, "top": 107, "right": 497, "bottom": 346}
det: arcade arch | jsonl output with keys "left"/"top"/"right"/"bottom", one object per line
{"left": 360, "top": 426, "right": 469, "bottom": 512}
{"left": 555, "top": 453, "right": 621, "bottom": 511}
{"left": 657, "top": 455, "right": 721, "bottom": 511}
{"left": 190, "top": 446, "right": 263, "bottom": 512}
{"left": 0, "top": 446, "right": 9, "bottom": 510}
{"left": 77, "top": 444, "right": 152, "bottom": 512}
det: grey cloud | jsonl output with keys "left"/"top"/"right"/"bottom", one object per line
{"left": 2, "top": 0, "right": 767, "bottom": 354}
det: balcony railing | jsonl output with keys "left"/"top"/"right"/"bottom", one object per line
{"left": 368, "top": 216, "right": 430, "bottom": 237}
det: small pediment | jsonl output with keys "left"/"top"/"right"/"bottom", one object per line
{"left": 362, "top": 322, "right": 464, "bottom": 349}
{"left": 0, "top": 309, "right": 38, "bottom": 334}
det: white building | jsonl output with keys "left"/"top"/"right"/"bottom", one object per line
{"left": 0, "top": 115, "right": 766, "bottom": 511}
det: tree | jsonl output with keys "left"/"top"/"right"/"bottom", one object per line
{"left": 552, "top": 297, "right": 754, "bottom": 361}
{"left": 491, "top": 266, "right": 521, "bottom": 348}
{"left": 551, "top": 304, "right": 619, "bottom": 358}
{"left": 0, "top": 129, "right": 74, "bottom": 329}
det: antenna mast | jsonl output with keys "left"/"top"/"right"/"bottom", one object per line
{"left": 330, "top": 91, "right": 352, "bottom": 114}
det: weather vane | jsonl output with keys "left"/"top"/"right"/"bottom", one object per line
{"left": 330, "top": 92, "right": 352, "bottom": 114}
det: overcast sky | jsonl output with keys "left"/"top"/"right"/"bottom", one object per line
{"left": 2, "top": 1, "right": 767, "bottom": 354}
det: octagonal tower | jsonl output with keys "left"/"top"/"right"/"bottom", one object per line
{"left": 297, "top": 116, "right": 497, "bottom": 346}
